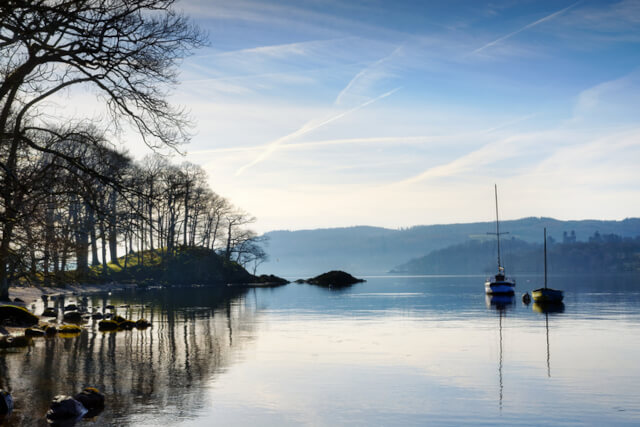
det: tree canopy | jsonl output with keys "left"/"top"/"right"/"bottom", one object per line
{"left": 0, "top": 1, "right": 266, "bottom": 299}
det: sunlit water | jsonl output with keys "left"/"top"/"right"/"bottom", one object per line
{"left": 2, "top": 275, "right": 640, "bottom": 426}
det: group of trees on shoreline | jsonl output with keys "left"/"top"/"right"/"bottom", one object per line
{"left": 0, "top": 1, "right": 262, "bottom": 299}
{"left": 5, "top": 145, "right": 265, "bottom": 288}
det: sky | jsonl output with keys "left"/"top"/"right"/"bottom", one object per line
{"left": 124, "top": 1, "right": 640, "bottom": 232}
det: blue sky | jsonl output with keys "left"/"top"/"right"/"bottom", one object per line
{"left": 156, "top": 0, "right": 640, "bottom": 232}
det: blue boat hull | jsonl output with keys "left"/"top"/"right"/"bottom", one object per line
{"left": 485, "top": 280, "right": 515, "bottom": 295}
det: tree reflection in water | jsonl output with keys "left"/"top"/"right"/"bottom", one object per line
{"left": 0, "top": 286, "right": 256, "bottom": 426}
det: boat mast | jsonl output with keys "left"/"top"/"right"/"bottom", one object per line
{"left": 544, "top": 227, "right": 548, "bottom": 289}
{"left": 495, "top": 184, "right": 502, "bottom": 269}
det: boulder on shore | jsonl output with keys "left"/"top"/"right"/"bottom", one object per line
{"left": 0, "top": 305, "right": 39, "bottom": 326}
{"left": 305, "top": 270, "right": 365, "bottom": 288}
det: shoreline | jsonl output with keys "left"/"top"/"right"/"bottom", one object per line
{"left": 6, "top": 283, "right": 139, "bottom": 306}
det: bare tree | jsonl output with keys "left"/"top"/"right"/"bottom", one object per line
{"left": 0, "top": 0, "right": 205, "bottom": 299}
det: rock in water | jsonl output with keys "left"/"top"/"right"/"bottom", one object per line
{"left": 112, "top": 315, "right": 126, "bottom": 324}
{"left": 41, "top": 307, "right": 58, "bottom": 317}
{"left": 59, "top": 325, "right": 82, "bottom": 334}
{"left": 0, "top": 390, "right": 13, "bottom": 416}
{"left": 135, "top": 319, "right": 152, "bottom": 329}
{"left": 25, "top": 327, "right": 45, "bottom": 337}
{"left": 74, "top": 387, "right": 105, "bottom": 417}
{"left": 98, "top": 320, "right": 119, "bottom": 331}
{"left": 46, "top": 395, "right": 88, "bottom": 423}
{"left": 306, "top": 270, "right": 366, "bottom": 288}
{"left": 0, "top": 335, "right": 32, "bottom": 349}
{"left": 62, "top": 311, "right": 83, "bottom": 323}
{"left": 120, "top": 320, "right": 136, "bottom": 330}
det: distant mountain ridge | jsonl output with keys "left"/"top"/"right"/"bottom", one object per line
{"left": 258, "top": 217, "right": 640, "bottom": 276}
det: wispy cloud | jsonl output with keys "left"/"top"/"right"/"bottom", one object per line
{"left": 389, "top": 113, "right": 552, "bottom": 187}
{"left": 190, "top": 135, "right": 462, "bottom": 156}
{"left": 335, "top": 45, "right": 404, "bottom": 106}
{"left": 393, "top": 139, "right": 515, "bottom": 186}
{"left": 235, "top": 88, "right": 400, "bottom": 176}
{"left": 471, "top": 1, "right": 582, "bottom": 55}
{"left": 190, "top": 112, "right": 537, "bottom": 157}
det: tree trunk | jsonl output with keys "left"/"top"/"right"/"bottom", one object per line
{"left": 88, "top": 207, "right": 100, "bottom": 266}
{"left": 225, "top": 222, "right": 233, "bottom": 261}
{"left": 148, "top": 182, "right": 154, "bottom": 252}
{"left": 0, "top": 221, "right": 15, "bottom": 300}
{"left": 72, "top": 197, "right": 89, "bottom": 273}
{"left": 183, "top": 181, "right": 189, "bottom": 247}
{"left": 99, "top": 217, "right": 108, "bottom": 277}
{"left": 108, "top": 190, "right": 119, "bottom": 266}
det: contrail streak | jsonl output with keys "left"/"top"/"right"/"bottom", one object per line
{"left": 335, "top": 45, "right": 403, "bottom": 106}
{"left": 471, "top": 1, "right": 581, "bottom": 55}
{"left": 235, "top": 87, "right": 400, "bottom": 176}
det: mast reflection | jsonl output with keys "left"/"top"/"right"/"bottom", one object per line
{"left": 486, "top": 295, "right": 514, "bottom": 411}
{"left": 533, "top": 302, "right": 564, "bottom": 377}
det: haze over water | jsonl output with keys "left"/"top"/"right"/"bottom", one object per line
{"left": 2, "top": 275, "right": 640, "bottom": 426}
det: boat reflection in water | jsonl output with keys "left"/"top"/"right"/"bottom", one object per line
{"left": 532, "top": 301, "right": 565, "bottom": 314}
{"left": 485, "top": 294, "right": 515, "bottom": 311}
{"left": 485, "top": 294, "right": 514, "bottom": 411}
{"left": 533, "top": 301, "right": 565, "bottom": 377}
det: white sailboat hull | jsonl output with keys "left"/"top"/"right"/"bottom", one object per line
{"left": 485, "top": 280, "right": 516, "bottom": 295}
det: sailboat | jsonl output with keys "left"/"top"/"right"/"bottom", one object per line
{"left": 485, "top": 185, "right": 516, "bottom": 295}
{"left": 532, "top": 228, "right": 564, "bottom": 303}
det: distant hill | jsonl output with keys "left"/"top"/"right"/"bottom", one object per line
{"left": 392, "top": 234, "right": 640, "bottom": 275}
{"left": 258, "top": 218, "right": 640, "bottom": 276}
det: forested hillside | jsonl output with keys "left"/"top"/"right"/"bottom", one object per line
{"left": 392, "top": 233, "right": 640, "bottom": 275}
{"left": 259, "top": 218, "right": 640, "bottom": 275}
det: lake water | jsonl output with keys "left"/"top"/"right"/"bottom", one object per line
{"left": 2, "top": 274, "right": 640, "bottom": 426}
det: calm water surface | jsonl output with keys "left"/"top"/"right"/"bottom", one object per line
{"left": 2, "top": 275, "right": 640, "bottom": 426}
